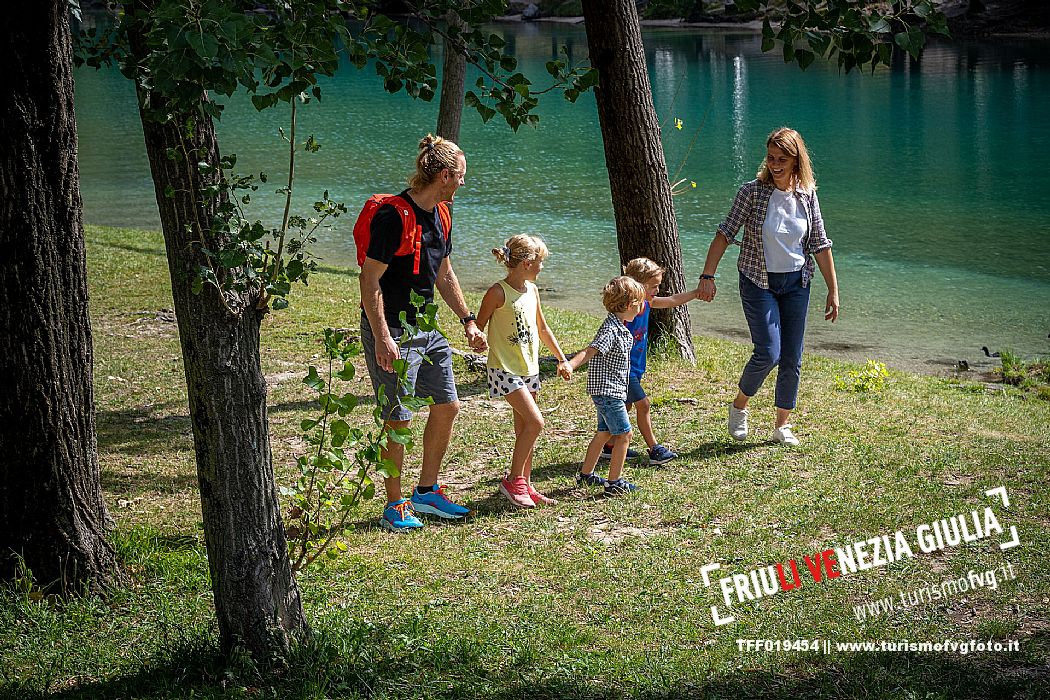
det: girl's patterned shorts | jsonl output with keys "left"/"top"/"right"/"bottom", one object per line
{"left": 487, "top": 366, "right": 541, "bottom": 398}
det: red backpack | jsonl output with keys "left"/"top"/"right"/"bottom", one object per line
{"left": 352, "top": 194, "right": 452, "bottom": 274}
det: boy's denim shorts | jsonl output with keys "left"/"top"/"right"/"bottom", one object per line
{"left": 593, "top": 395, "right": 631, "bottom": 436}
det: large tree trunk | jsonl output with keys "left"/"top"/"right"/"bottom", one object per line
{"left": 0, "top": 2, "right": 122, "bottom": 592}
{"left": 126, "top": 3, "right": 307, "bottom": 660}
{"left": 436, "top": 11, "right": 467, "bottom": 142}
{"left": 581, "top": 0, "right": 695, "bottom": 361}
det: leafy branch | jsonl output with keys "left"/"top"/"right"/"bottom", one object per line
{"left": 283, "top": 293, "right": 438, "bottom": 571}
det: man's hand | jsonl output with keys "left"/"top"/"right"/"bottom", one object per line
{"left": 697, "top": 277, "right": 716, "bottom": 302}
{"left": 375, "top": 335, "right": 400, "bottom": 373}
{"left": 465, "top": 322, "right": 487, "bottom": 352}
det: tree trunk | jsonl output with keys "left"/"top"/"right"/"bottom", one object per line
{"left": 126, "top": 3, "right": 308, "bottom": 660}
{"left": 0, "top": 2, "right": 122, "bottom": 592}
{"left": 436, "top": 11, "right": 467, "bottom": 142}
{"left": 581, "top": 0, "right": 695, "bottom": 361}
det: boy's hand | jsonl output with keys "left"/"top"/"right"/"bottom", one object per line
{"left": 557, "top": 361, "right": 573, "bottom": 381}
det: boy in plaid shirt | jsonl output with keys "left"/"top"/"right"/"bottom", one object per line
{"left": 568, "top": 276, "right": 647, "bottom": 496}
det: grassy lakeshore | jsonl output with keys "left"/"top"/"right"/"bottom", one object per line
{"left": 2, "top": 225, "right": 1048, "bottom": 699}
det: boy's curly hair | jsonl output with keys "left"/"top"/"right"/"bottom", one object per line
{"left": 602, "top": 276, "right": 646, "bottom": 313}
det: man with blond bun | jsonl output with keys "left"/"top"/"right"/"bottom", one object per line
{"left": 360, "top": 134, "right": 488, "bottom": 532}
{"left": 569, "top": 276, "right": 647, "bottom": 496}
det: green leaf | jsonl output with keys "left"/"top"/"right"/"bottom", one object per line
{"left": 389, "top": 427, "right": 413, "bottom": 445}
{"left": 796, "top": 49, "right": 815, "bottom": 71}
{"left": 301, "top": 418, "right": 319, "bottom": 431}
{"left": 335, "top": 362, "right": 355, "bottom": 381}
{"left": 303, "top": 366, "right": 325, "bottom": 392}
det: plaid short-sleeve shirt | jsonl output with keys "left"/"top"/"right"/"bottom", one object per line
{"left": 716, "top": 179, "right": 833, "bottom": 289}
{"left": 586, "top": 314, "right": 634, "bottom": 401}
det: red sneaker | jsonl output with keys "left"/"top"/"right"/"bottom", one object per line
{"left": 499, "top": 476, "right": 535, "bottom": 508}
{"left": 527, "top": 483, "right": 558, "bottom": 505}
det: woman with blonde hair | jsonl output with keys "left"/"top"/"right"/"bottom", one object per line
{"left": 476, "top": 235, "right": 573, "bottom": 508}
{"left": 696, "top": 127, "right": 840, "bottom": 446}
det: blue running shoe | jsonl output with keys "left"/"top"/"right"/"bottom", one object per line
{"left": 576, "top": 470, "right": 607, "bottom": 487}
{"left": 598, "top": 445, "right": 641, "bottom": 461}
{"left": 604, "top": 478, "right": 641, "bottom": 497}
{"left": 410, "top": 485, "right": 470, "bottom": 519}
{"left": 381, "top": 499, "right": 423, "bottom": 532}
{"left": 648, "top": 444, "right": 678, "bottom": 465}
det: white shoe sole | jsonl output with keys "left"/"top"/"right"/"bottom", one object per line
{"left": 410, "top": 501, "right": 468, "bottom": 519}
{"left": 499, "top": 482, "right": 535, "bottom": 509}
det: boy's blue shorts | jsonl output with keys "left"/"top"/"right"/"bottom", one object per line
{"left": 626, "top": 376, "right": 646, "bottom": 405}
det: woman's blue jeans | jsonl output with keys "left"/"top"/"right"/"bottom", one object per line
{"left": 738, "top": 270, "right": 810, "bottom": 410}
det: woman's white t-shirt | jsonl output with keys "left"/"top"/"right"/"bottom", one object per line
{"left": 762, "top": 187, "right": 809, "bottom": 273}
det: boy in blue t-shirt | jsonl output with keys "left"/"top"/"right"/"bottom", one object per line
{"left": 600, "top": 258, "right": 702, "bottom": 465}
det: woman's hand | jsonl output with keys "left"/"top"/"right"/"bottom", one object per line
{"left": 824, "top": 290, "right": 840, "bottom": 322}
{"left": 697, "top": 277, "right": 717, "bottom": 302}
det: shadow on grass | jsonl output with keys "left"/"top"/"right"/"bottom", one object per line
{"left": 96, "top": 404, "right": 193, "bottom": 455}
{"left": 23, "top": 626, "right": 1049, "bottom": 700}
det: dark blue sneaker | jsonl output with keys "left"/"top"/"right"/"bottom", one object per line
{"left": 576, "top": 470, "right": 606, "bottom": 487}
{"left": 598, "top": 445, "right": 641, "bottom": 461}
{"left": 604, "top": 478, "right": 641, "bottom": 497}
{"left": 381, "top": 499, "right": 423, "bottom": 532}
{"left": 648, "top": 444, "right": 678, "bottom": 465}
{"left": 410, "top": 484, "right": 470, "bottom": 519}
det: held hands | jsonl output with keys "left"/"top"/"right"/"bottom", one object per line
{"left": 465, "top": 322, "right": 488, "bottom": 353}
{"left": 824, "top": 290, "right": 840, "bottom": 322}
{"left": 557, "top": 361, "right": 573, "bottom": 381}
{"left": 697, "top": 277, "right": 717, "bottom": 302}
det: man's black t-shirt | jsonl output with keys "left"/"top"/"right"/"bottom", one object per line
{"left": 366, "top": 190, "right": 452, "bottom": 328}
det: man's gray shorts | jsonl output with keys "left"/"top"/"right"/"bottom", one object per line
{"left": 361, "top": 313, "right": 458, "bottom": 421}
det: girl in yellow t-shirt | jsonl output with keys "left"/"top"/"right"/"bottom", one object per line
{"left": 477, "top": 235, "right": 573, "bottom": 509}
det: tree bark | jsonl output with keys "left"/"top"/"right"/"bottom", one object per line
{"left": 0, "top": 2, "right": 122, "bottom": 592}
{"left": 436, "top": 11, "right": 467, "bottom": 143}
{"left": 581, "top": 0, "right": 695, "bottom": 361}
{"left": 126, "top": 2, "right": 308, "bottom": 660}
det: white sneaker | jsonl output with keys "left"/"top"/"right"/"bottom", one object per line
{"left": 728, "top": 404, "right": 749, "bottom": 441}
{"left": 772, "top": 425, "right": 800, "bottom": 446}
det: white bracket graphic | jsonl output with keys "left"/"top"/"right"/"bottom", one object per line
{"left": 711, "top": 605, "right": 735, "bottom": 626}
{"left": 985, "top": 486, "right": 1010, "bottom": 508}
{"left": 985, "top": 486, "right": 1020, "bottom": 550}
{"left": 999, "top": 526, "right": 1020, "bottom": 550}
{"left": 701, "top": 562, "right": 736, "bottom": 626}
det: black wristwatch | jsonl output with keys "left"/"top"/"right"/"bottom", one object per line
{"left": 459, "top": 313, "right": 477, "bottom": 326}
{"left": 699, "top": 274, "right": 716, "bottom": 281}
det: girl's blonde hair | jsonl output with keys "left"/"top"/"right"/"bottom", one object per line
{"left": 756, "top": 126, "right": 816, "bottom": 193}
{"left": 624, "top": 257, "right": 664, "bottom": 284}
{"left": 492, "top": 234, "right": 549, "bottom": 268}
{"left": 409, "top": 133, "right": 463, "bottom": 189}
{"left": 602, "top": 276, "right": 646, "bottom": 313}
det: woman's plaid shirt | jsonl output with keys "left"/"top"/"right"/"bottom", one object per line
{"left": 716, "top": 179, "right": 833, "bottom": 289}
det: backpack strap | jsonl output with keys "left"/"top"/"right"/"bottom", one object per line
{"left": 385, "top": 196, "right": 452, "bottom": 276}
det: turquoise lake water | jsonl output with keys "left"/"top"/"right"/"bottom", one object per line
{"left": 73, "top": 22, "right": 1050, "bottom": 373}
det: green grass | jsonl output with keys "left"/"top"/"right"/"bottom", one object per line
{"left": 2, "top": 225, "right": 1048, "bottom": 699}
